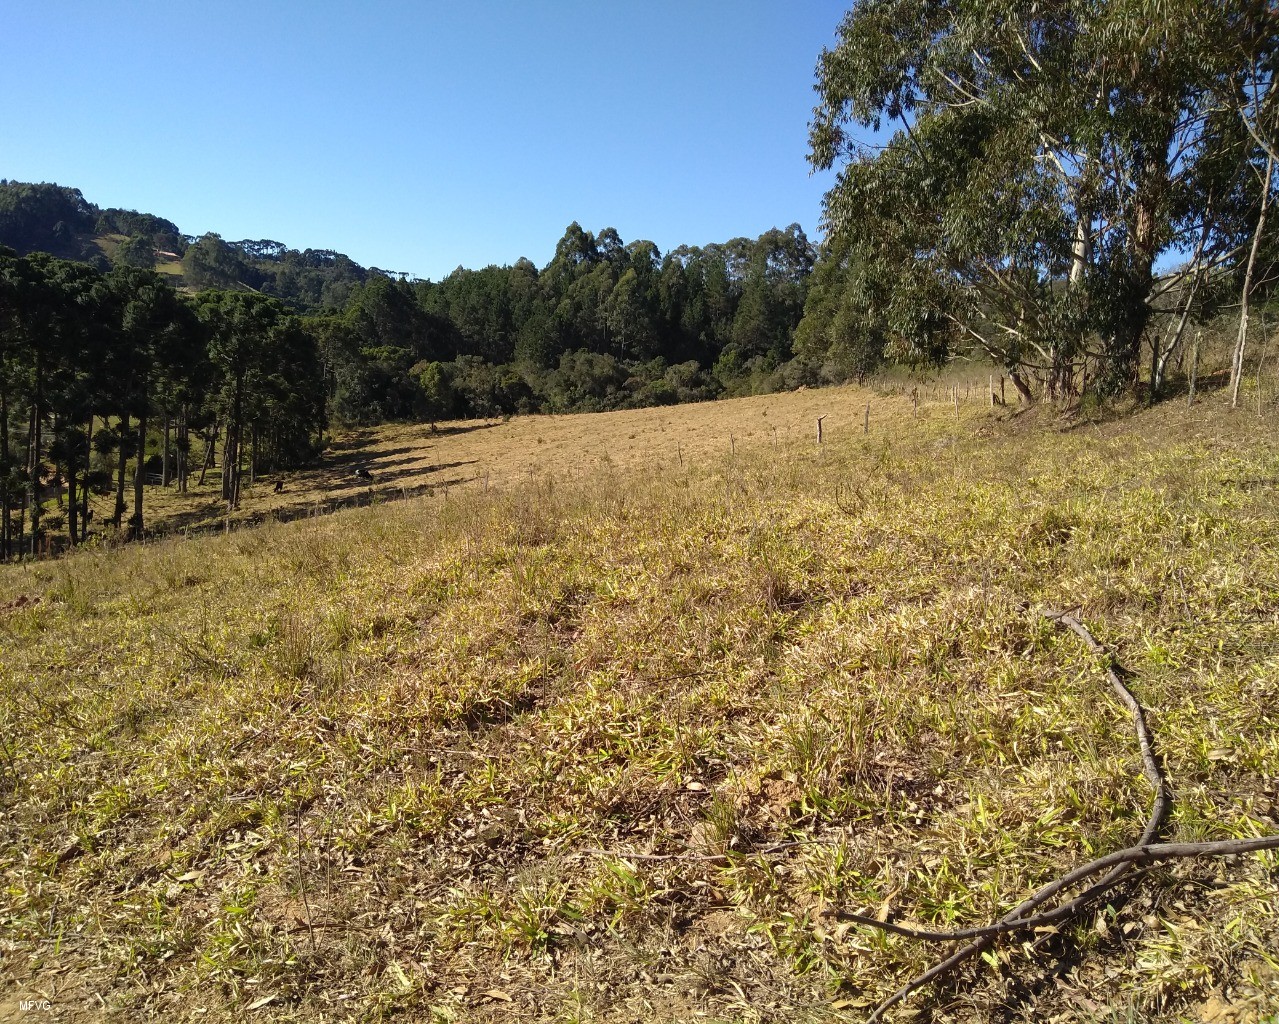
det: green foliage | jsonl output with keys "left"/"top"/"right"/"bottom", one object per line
{"left": 96, "top": 208, "right": 184, "bottom": 255}
{"left": 0, "top": 179, "right": 832, "bottom": 422}
{"left": 411, "top": 360, "right": 455, "bottom": 423}
{"left": 0, "top": 181, "right": 99, "bottom": 261}
{"left": 181, "top": 234, "right": 251, "bottom": 290}
{"left": 307, "top": 222, "right": 817, "bottom": 422}
{"left": 111, "top": 234, "right": 157, "bottom": 270}
{"left": 0, "top": 248, "right": 327, "bottom": 555}
{"left": 808, "top": 1, "right": 1279, "bottom": 400}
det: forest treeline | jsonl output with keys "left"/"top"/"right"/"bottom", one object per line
{"left": 0, "top": 181, "right": 832, "bottom": 422}
{"left": 0, "top": 248, "right": 324, "bottom": 559}
{"left": 1, "top": 188, "right": 827, "bottom": 559}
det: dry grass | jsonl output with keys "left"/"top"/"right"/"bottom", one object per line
{"left": 2, "top": 380, "right": 1278, "bottom": 1023}
{"left": 131, "top": 383, "right": 912, "bottom": 539}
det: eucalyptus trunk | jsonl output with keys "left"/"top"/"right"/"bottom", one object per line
{"left": 1231, "top": 153, "right": 1274, "bottom": 408}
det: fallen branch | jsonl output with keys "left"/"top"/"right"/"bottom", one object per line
{"left": 1043, "top": 609, "right": 1174, "bottom": 836}
{"left": 836, "top": 835, "right": 1279, "bottom": 942}
{"left": 858, "top": 608, "right": 1177, "bottom": 1023}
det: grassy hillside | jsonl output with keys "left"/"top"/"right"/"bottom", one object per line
{"left": 135, "top": 383, "right": 944, "bottom": 537}
{"left": 2, "top": 385, "right": 1278, "bottom": 1023}
{"left": 87, "top": 235, "right": 186, "bottom": 280}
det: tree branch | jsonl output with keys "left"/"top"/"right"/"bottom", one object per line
{"left": 836, "top": 835, "right": 1279, "bottom": 942}
{"left": 857, "top": 608, "right": 1176, "bottom": 1023}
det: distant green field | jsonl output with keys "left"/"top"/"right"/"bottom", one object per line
{"left": 91, "top": 232, "right": 126, "bottom": 260}
{"left": 89, "top": 232, "right": 186, "bottom": 282}
{"left": 153, "top": 258, "right": 185, "bottom": 278}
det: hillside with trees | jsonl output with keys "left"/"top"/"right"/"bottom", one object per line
{"left": 2, "top": 185, "right": 827, "bottom": 560}
{"left": 4, "top": 5, "right": 1279, "bottom": 1022}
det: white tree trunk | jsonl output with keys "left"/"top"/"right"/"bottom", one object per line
{"left": 1232, "top": 153, "right": 1274, "bottom": 408}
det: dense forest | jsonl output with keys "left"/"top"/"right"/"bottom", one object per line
{"left": 3, "top": 2, "right": 1279, "bottom": 559}
{"left": 0, "top": 181, "right": 826, "bottom": 424}
{"left": 0, "top": 183, "right": 822, "bottom": 558}
{"left": 0, "top": 250, "right": 325, "bottom": 559}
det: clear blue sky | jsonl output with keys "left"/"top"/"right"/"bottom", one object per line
{"left": 1, "top": 2, "right": 849, "bottom": 280}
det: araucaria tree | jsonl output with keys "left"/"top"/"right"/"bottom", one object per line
{"left": 0, "top": 245, "right": 325, "bottom": 559}
{"left": 195, "top": 292, "right": 324, "bottom": 512}
{"left": 809, "top": 1, "right": 1279, "bottom": 400}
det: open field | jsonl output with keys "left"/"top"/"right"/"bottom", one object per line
{"left": 152, "top": 257, "right": 185, "bottom": 279}
{"left": 2, "top": 383, "right": 1278, "bottom": 1023}
{"left": 128, "top": 384, "right": 903, "bottom": 538}
{"left": 130, "top": 378, "right": 1026, "bottom": 539}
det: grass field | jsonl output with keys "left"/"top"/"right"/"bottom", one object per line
{"left": 2, "top": 380, "right": 1278, "bottom": 1023}
{"left": 129, "top": 383, "right": 923, "bottom": 537}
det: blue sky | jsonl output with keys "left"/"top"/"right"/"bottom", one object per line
{"left": 1, "top": 2, "right": 849, "bottom": 280}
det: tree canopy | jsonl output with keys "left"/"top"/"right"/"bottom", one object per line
{"left": 807, "top": 0, "right": 1279, "bottom": 399}
{"left": 0, "top": 248, "right": 324, "bottom": 558}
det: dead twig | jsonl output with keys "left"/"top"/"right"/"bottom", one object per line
{"left": 858, "top": 607, "right": 1175, "bottom": 1024}
{"left": 581, "top": 840, "right": 808, "bottom": 864}
{"left": 836, "top": 835, "right": 1279, "bottom": 942}
{"left": 294, "top": 804, "right": 316, "bottom": 954}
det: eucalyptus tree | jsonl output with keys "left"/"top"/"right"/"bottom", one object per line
{"left": 1219, "top": 8, "right": 1279, "bottom": 406}
{"left": 809, "top": 0, "right": 1272, "bottom": 399}
{"left": 794, "top": 230, "right": 891, "bottom": 382}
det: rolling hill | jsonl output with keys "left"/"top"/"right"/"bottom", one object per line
{"left": 0, "top": 180, "right": 380, "bottom": 310}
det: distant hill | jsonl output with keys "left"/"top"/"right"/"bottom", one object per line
{"left": 0, "top": 180, "right": 385, "bottom": 311}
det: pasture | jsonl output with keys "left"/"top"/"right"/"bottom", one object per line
{"left": 2, "top": 383, "right": 1277, "bottom": 1022}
